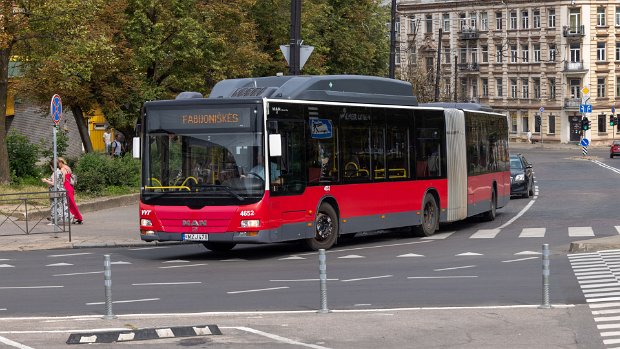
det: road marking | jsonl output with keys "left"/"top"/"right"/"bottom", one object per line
{"left": 228, "top": 326, "right": 332, "bottom": 349}
{"left": 46, "top": 263, "right": 73, "bottom": 267}
{"left": 0, "top": 264, "right": 14, "bottom": 268}
{"left": 408, "top": 276, "right": 478, "bottom": 279}
{"left": 338, "top": 255, "right": 365, "bottom": 259}
{"left": 132, "top": 282, "right": 202, "bottom": 286}
{"left": 227, "top": 287, "right": 289, "bottom": 294}
{"left": 0, "top": 335, "right": 35, "bottom": 349}
{"left": 519, "top": 228, "right": 545, "bottom": 238}
{"left": 576, "top": 271, "right": 612, "bottom": 277}
{"left": 270, "top": 279, "right": 339, "bottom": 282}
{"left": 0, "top": 308, "right": 6, "bottom": 311}
{"left": 593, "top": 309, "right": 620, "bottom": 315}
{"left": 128, "top": 246, "right": 171, "bottom": 251}
{"left": 86, "top": 298, "right": 159, "bottom": 305}
{"left": 502, "top": 257, "right": 538, "bottom": 263}
{"left": 159, "top": 263, "right": 207, "bottom": 269}
{"left": 579, "top": 279, "right": 618, "bottom": 285}
{"left": 111, "top": 261, "right": 132, "bottom": 265}
{"left": 569, "top": 227, "right": 595, "bottom": 237}
{"left": 582, "top": 283, "right": 620, "bottom": 290}
{"left": 598, "top": 324, "right": 620, "bottom": 329}
{"left": 341, "top": 275, "right": 392, "bottom": 282}
{"left": 54, "top": 271, "right": 103, "bottom": 277}
{"left": 0, "top": 259, "right": 10, "bottom": 261}
{"left": 397, "top": 253, "right": 424, "bottom": 257}
{"left": 279, "top": 256, "right": 306, "bottom": 260}
{"left": 515, "top": 251, "right": 541, "bottom": 255}
{"left": 0, "top": 286, "right": 63, "bottom": 289}
{"left": 456, "top": 252, "right": 482, "bottom": 256}
{"left": 48, "top": 252, "right": 92, "bottom": 258}
{"left": 434, "top": 265, "right": 476, "bottom": 272}
{"left": 421, "top": 232, "right": 454, "bottom": 240}
{"left": 220, "top": 259, "right": 247, "bottom": 262}
{"left": 296, "top": 241, "right": 431, "bottom": 256}
{"left": 595, "top": 316, "right": 620, "bottom": 322}
{"left": 162, "top": 260, "right": 190, "bottom": 263}
{"left": 498, "top": 199, "right": 536, "bottom": 229}
{"left": 616, "top": 226, "right": 620, "bottom": 234}
{"left": 469, "top": 229, "right": 500, "bottom": 239}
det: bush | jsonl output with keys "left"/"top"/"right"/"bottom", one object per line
{"left": 7, "top": 130, "right": 40, "bottom": 180}
{"left": 39, "top": 128, "right": 69, "bottom": 159}
{"left": 73, "top": 153, "right": 140, "bottom": 194}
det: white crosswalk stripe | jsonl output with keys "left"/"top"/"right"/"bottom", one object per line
{"left": 469, "top": 229, "right": 501, "bottom": 239}
{"left": 519, "top": 228, "right": 545, "bottom": 238}
{"left": 569, "top": 226, "right": 595, "bottom": 237}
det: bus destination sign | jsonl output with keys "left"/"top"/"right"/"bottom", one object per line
{"left": 148, "top": 107, "right": 252, "bottom": 130}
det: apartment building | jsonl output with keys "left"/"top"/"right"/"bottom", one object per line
{"left": 397, "top": 0, "right": 620, "bottom": 144}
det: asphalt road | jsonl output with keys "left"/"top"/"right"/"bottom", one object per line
{"left": 0, "top": 145, "right": 618, "bottom": 348}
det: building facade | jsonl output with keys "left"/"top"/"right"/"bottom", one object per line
{"left": 397, "top": 0, "right": 620, "bottom": 144}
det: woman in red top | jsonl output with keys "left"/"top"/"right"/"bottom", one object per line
{"left": 58, "top": 157, "right": 83, "bottom": 224}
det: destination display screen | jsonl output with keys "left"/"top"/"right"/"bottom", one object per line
{"left": 146, "top": 106, "right": 254, "bottom": 131}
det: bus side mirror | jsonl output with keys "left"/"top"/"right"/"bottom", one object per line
{"left": 132, "top": 137, "right": 140, "bottom": 158}
{"left": 269, "top": 134, "right": 282, "bottom": 157}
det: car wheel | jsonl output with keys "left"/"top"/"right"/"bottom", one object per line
{"left": 611, "top": 154, "right": 614, "bottom": 159}
{"left": 414, "top": 193, "right": 439, "bottom": 237}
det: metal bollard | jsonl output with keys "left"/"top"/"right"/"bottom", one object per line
{"left": 539, "top": 244, "right": 552, "bottom": 309}
{"left": 103, "top": 254, "right": 117, "bottom": 319}
{"left": 318, "top": 249, "right": 330, "bottom": 313}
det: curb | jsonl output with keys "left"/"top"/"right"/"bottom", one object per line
{"left": 66, "top": 324, "right": 221, "bottom": 344}
{"left": 569, "top": 236, "right": 620, "bottom": 253}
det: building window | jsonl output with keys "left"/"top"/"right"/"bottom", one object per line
{"left": 443, "top": 14, "right": 450, "bottom": 32}
{"left": 511, "top": 79, "right": 517, "bottom": 98}
{"left": 549, "top": 115, "right": 555, "bottom": 134}
{"left": 481, "top": 12, "right": 488, "bottom": 31}
{"left": 396, "top": 47, "right": 401, "bottom": 64}
{"left": 510, "top": 11, "right": 517, "bottom": 29}
{"left": 443, "top": 46, "right": 450, "bottom": 63}
{"left": 521, "top": 79, "right": 529, "bottom": 99}
{"left": 616, "top": 6, "right": 620, "bottom": 26}
{"left": 460, "top": 78, "right": 467, "bottom": 100}
{"left": 533, "top": 78, "right": 541, "bottom": 99}
{"left": 482, "top": 78, "right": 488, "bottom": 97}
{"left": 616, "top": 42, "right": 620, "bottom": 61}
{"left": 496, "top": 45, "right": 503, "bottom": 63}
{"left": 460, "top": 13, "right": 466, "bottom": 30}
{"left": 534, "top": 115, "right": 541, "bottom": 133}
{"left": 548, "top": 78, "right": 556, "bottom": 99}
{"left": 496, "top": 11, "right": 503, "bottom": 30}
{"left": 471, "top": 80, "right": 478, "bottom": 98}
{"left": 570, "top": 43, "right": 581, "bottom": 62}
{"left": 511, "top": 114, "right": 517, "bottom": 133}
{"left": 471, "top": 48, "right": 478, "bottom": 64}
{"left": 510, "top": 45, "right": 517, "bottom": 63}
{"left": 534, "top": 44, "right": 541, "bottom": 62}
{"left": 496, "top": 78, "right": 503, "bottom": 97}
{"left": 522, "top": 116, "right": 529, "bottom": 132}
{"left": 548, "top": 8, "right": 556, "bottom": 28}
{"left": 569, "top": 8, "right": 581, "bottom": 32}
{"left": 598, "top": 114, "right": 607, "bottom": 133}
{"left": 395, "top": 17, "right": 401, "bottom": 40}
{"left": 410, "top": 16, "right": 417, "bottom": 34}
{"left": 617, "top": 77, "right": 620, "bottom": 98}
{"left": 409, "top": 47, "right": 417, "bottom": 64}
{"left": 426, "top": 14, "right": 433, "bottom": 33}
{"left": 460, "top": 48, "right": 467, "bottom": 63}
{"left": 533, "top": 10, "right": 541, "bottom": 28}
{"left": 470, "top": 14, "right": 477, "bottom": 29}
{"left": 425, "top": 57, "right": 434, "bottom": 73}
{"left": 597, "top": 42, "right": 606, "bottom": 61}
{"left": 597, "top": 7, "right": 606, "bottom": 27}
{"left": 549, "top": 43, "right": 556, "bottom": 61}
{"left": 482, "top": 45, "right": 488, "bottom": 63}
{"left": 569, "top": 79, "right": 582, "bottom": 99}
{"left": 598, "top": 77, "right": 606, "bottom": 98}
{"left": 521, "top": 44, "right": 529, "bottom": 63}
{"left": 444, "top": 78, "right": 451, "bottom": 97}
{"left": 521, "top": 10, "right": 529, "bottom": 29}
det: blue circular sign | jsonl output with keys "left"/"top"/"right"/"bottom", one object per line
{"left": 50, "top": 94, "right": 62, "bottom": 125}
{"left": 539, "top": 107, "right": 544, "bottom": 113}
{"left": 613, "top": 106, "right": 616, "bottom": 114}
{"left": 580, "top": 138, "right": 590, "bottom": 147}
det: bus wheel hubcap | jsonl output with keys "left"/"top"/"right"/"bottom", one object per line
{"left": 316, "top": 213, "right": 332, "bottom": 240}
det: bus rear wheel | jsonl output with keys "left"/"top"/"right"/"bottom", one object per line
{"left": 203, "top": 242, "right": 236, "bottom": 252}
{"left": 482, "top": 189, "right": 497, "bottom": 221}
{"left": 414, "top": 193, "right": 438, "bottom": 237}
{"left": 305, "top": 203, "right": 338, "bottom": 251}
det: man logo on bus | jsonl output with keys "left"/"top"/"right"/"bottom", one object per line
{"left": 182, "top": 220, "right": 207, "bottom": 227}
{"left": 310, "top": 119, "right": 332, "bottom": 139}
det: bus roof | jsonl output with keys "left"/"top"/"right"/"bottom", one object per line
{"left": 208, "top": 75, "right": 418, "bottom": 106}
{"left": 419, "top": 102, "right": 497, "bottom": 113}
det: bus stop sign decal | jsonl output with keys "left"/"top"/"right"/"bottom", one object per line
{"left": 310, "top": 119, "right": 333, "bottom": 139}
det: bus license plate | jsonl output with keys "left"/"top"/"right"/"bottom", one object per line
{"left": 183, "top": 234, "right": 208, "bottom": 241}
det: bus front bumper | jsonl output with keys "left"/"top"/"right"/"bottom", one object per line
{"left": 140, "top": 230, "right": 277, "bottom": 244}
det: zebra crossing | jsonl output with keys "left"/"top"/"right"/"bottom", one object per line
{"left": 569, "top": 250, "right": 620, "bottom": 348}
{"left": 424, "top": 225, "right": 620, "bottom": 240}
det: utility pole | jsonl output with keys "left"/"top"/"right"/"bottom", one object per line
{"left": 389, "top": 0, "right": 397, "bottom": 79}
{"left": 453, "top": 55, "right": 458, "bottom": 102}
{"left": 434, "top": 28, "right": 442, "bottom": 102}
{"left": 289, "top": 0, "right": 302, "bottom": 75}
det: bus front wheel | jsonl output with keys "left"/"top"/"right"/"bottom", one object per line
{"left": 203, "top": 242, "right": 236, "bottom": 252}
{"left": 414, "top": 193, "right": 438, "bottom": 237}
{"left": 305, "top": 203, "right": 338, "bottom": 251}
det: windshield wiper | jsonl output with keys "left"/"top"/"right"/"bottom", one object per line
{"left": 195, "top": 184, "right": 245, "bottom": 201}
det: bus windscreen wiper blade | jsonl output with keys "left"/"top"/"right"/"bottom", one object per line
{"left": 197, "top": 185, "right": 244, "bottom": 201}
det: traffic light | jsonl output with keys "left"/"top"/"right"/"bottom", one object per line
{"left": 535, "top": 114, "right": 541, "bottom": 127}
{"left": 587, "top": 118, "right": 591, "bottom": 130}
{"left": 582, "top": 117, "right": 590, "bottom": 131}
{"left": 610, "top": 114, "right": 615, "bottom": 126}
{"left": 615, "top": 116, "right": 619, "bottom": 126}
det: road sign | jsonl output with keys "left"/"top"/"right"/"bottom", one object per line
{"left": 613, "top": 106, "right": 616, "bottom": 114}
{"left": 280, "top": 45, "right": 314, "bottom": 70}
{"left": 580, "top": 138, "right": 590, "bottom": 147}
{"left": 581, "top": 87, "right": 590, "bottom": 95}
{"left": 539, "top": 107, "right": 544, "bottom": 113}
{"left": 579, "top": 104, "right": 592, "bottom": 113}
{"left": 50, "top": 94, "right": 62, "bottom": 125}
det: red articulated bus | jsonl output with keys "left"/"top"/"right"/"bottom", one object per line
{"left": 138, "top": 75, "right": 510, "bottom": 252}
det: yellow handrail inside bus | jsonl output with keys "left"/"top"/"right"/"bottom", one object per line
{"left": 149, "top": 178, "right": 163, "bottom": 187}
{"left": 181, "top": 176, "right": 198, "bottom": 187}
{"left": 374, "top": 168, "right": 407, "bottom": 179}
{"left": 144, "top": 185, "right": 191, "bottom": 191}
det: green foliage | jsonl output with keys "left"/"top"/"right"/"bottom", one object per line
{"left": 6, "top": 131, "right": 41, "bottom": 180}
{"left": 73, "top": 153, "right": 140, "bottom": 194}
{"left": 39, "top": 127, "right": 69, "bottom": 159}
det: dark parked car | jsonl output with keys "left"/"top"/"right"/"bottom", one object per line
{"left": 510, "top": 154, "right": 534, "bottom": 198}
{"left": 610, "top": 140, "right": 620, "bottom": 158}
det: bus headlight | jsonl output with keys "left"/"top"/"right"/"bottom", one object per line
{"left": 140, "top": 219, "right": 153, "bottom": 227}
{"left": 241, "top": 219, "right": 260, "bottom": 228}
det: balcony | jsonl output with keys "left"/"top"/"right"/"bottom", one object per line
{"left": 563, "top": 98, "right": 580, "bottom": 109}
{"left": 459, "top": 28, "right": 479, "bottom": 40}
{"left": 562, "top": 25, "right": 585, "bottom": 37}
{"left": 458, "top": 63, "right": 480, "bottom": 72}
{"left": 563, "top": 61, "right": 587, "bottom": 73}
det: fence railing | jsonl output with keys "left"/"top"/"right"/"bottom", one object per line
{"left": 0, "top": 190, "right": 71, "bottom": 239}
